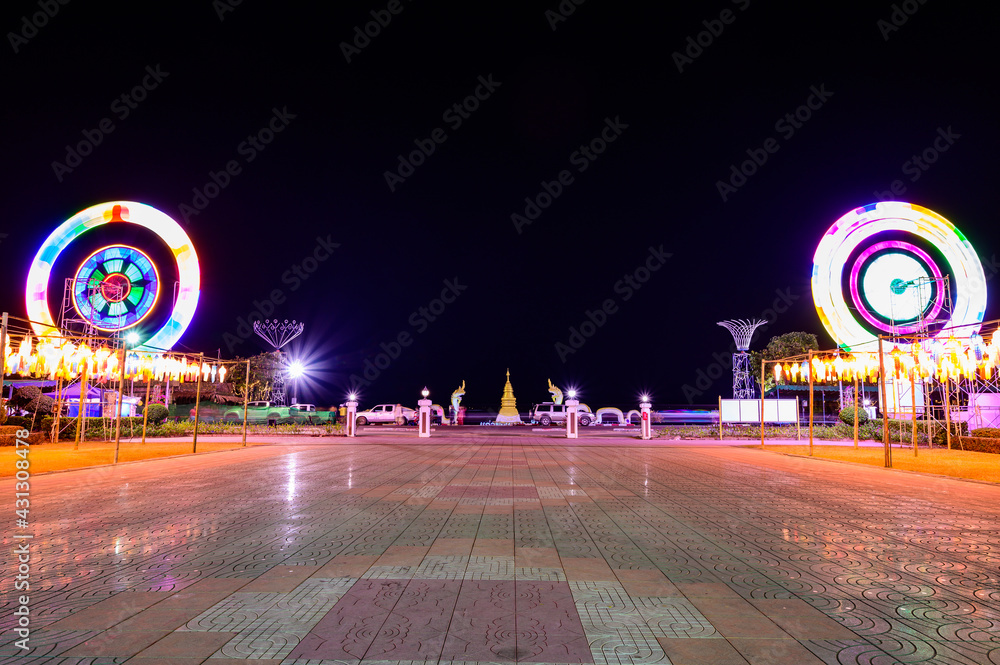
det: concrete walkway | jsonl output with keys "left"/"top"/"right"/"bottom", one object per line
{"left": 3, "top": 436, "right": 998, "bottom": 664}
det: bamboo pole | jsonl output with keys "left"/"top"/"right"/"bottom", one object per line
{"left": 52, "top": 376, "right": 63, "bottom": 443}
{"left": 141, "top": 378, "right": 152, "bottom": 444}
{"left": 808, "top": 350, "right": 814, "bottom": 456}
{"left": 75, "top": 358, "right": 88, "bottom": 450}
{"left": 944, "top": 379, "right": 952, "bottom": 450}
{"left": 910, "top": 362, "right": 918, "bottom": 457}
{"left": 924, "top": 378, "right": 931, "bottom": 447}
{"left": 192, "top": 354, "right": 204, "bottom": 453}
{"left": 760, "top": 360, "right": 765, "bottom": 449}
{"left": 242, "top": 359, "right": 250, "bottom": 447}
{"left": 113, "top": 344, "right": 128, "bottom": 464}
{"left": 853, "top": 371, "right": 859, "bottom": 449}
{"left": 0, "top": 313, "right": 7, "bottom": 424}
{"left": 878, "top": 336, "right": 890, "bottom": 468}
{"left": 796, "top": 396, "right": 801, "bottom": 441}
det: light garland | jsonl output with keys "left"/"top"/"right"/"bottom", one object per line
{"left": 772, "top": 330, "right": 1000, "bottom": 385}
{"left": 3, "top": 335, "right": 228, "bottom": 384}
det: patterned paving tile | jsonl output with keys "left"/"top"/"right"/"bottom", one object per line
{"left": 10, "top": 440, "right": 1000, "bottom": 665}
{"left": 178, "top": 577, "right": 355, "bottom": 659}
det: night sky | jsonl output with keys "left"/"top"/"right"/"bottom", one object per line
{"left": 2, "top": 2, "right": 998, "bottom": 410}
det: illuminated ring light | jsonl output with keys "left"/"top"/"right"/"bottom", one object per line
{"left": 26, "top": 201, "right": 199, "bottom": 351}
{"left": 73, "top": 245, "right": 160, "bottom": 331}
{"left": 849, "top": 240, "right": 946, "bottom": 334}
{"left": 812, "top": 201, "right": 986, "bottom": 351}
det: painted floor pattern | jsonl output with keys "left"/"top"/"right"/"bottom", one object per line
{"left": 2, "top": 436, "right": 1000, "bottom": 664}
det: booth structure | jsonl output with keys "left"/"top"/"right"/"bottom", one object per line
{"left": 55, "top": 382, "right": 141, "bottom": 417}
{"left": 720, "top": 398, "right": 798, "bottom": 424}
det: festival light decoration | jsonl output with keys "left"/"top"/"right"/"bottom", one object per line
{"left": 812, "top": 201, "right": 987, "bottom": 351}
{"left": 770, "top": 332, "right": 1000, "bottom": 385}
{"left": 2, "top": 335, "right": 228, "bottom": 383}
{"left": 26, "top": 201, "right": 200, "bottom": 352}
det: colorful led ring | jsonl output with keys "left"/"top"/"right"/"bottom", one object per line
{"left": 812, "top": 201, "right": 986, "bottom": 351}
{"left": 72, "top": 245, "right": 161, "bottom": 331}
{"left": 26, "top": 201, "right": 200, "bottom": 351}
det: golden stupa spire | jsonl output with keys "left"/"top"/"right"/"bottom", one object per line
{"left": 496, "top": 368, "right": 522, "bottom": 423}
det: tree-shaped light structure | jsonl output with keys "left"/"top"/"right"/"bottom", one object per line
{"left": 717, "top": 319, "right": 767, "bottom": 399}
{"left": 253, "top": 319, "right": 304, "bottom": 406}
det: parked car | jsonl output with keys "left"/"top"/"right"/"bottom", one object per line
{"left": 531, "top": 402, "right": 595, "bottom": 426}
{"left": 355, "top": 403, "right": 416, "bottom": 426}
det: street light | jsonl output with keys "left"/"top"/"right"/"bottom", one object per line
{"left": 125, "top": 331, "right": 140, "bottom": 346}
{"left": 287, "top": 361, "right": 305, "bottom": 404}
{"left": 421, "top": 386, "right": 429, "bottom": 398}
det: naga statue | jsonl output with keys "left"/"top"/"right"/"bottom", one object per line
{"left": 547, "top": 378, "right": 563, "bottom": 405}
{"left": 450, "top": 380, "right": 466, "bottom": 423}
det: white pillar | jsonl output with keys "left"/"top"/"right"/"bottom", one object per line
{"left": 418, "top": 398, "right": 432, "bottom": 438}
{"left": 346, "top": 399, "right": 358, "bottom": 437}
{"left": 640, "top": 400, "right": 652, "bottom": 440}
{"left": 566, "top": 398, "right": 579, "bottom": 439}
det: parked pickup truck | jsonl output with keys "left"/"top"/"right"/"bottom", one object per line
{"left": 221, "top": 401, "right": 335, "bottom": 425}
{"left": 355, "top": 403, "right": 416, "bottom": 426}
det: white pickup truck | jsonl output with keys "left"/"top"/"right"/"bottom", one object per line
{"left": 355, "top": 403, "right": 416, "bottom": 426}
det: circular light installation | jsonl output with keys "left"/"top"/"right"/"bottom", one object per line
{"left": 26, "top": 201, "right": 200, "bottom": 351}
{"left": 72, "top": 245, "right": 160, "bottom": 331}
{"left": 812, "top": 201, "right": 986, "bottom": 351}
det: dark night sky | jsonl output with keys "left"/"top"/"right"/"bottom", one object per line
{"left": 2, "top": 1, "right": 998, "bottom": 410}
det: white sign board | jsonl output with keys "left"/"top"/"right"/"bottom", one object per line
{"left": 720, "top": 398, "right": 797, "bottom": 424}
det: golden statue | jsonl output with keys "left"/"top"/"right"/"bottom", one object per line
{"left": 450, "top": 380, "right": 465, "bottom": 423}
{"left": 547, "top": 378, "right": 563, "bottom": 404}
{"left": 496, "top": 369, "right": 523, "bottom": 424}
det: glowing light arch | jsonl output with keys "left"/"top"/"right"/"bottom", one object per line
{"left": 812, "top": 201, "right": 986, "bottom": 351}
{"left": 26, "top": 201, "right": 200, "bottom": 352}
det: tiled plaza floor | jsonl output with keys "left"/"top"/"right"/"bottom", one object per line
{"left": 3, "top": 436, "right": 1000, "bottom": 664}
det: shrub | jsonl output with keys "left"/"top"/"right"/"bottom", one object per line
{"left": 839, "top": 406, "right": 869, "bottom": 426}
{"left": 954, "top": 436, "right": 1000, "bottom": 454}
{"left": 144, "top": 404, "right": 169, "bottom": 424}
{"left": 0, "top": 431, "right": 46, "bottom": 446}
{"left": 970, "top": 427, "right": 1000, "bottom": 439}
{"left": 38, "top": 416, "right": 152, "bottom": 441}
{"left": 3, "top": 416, "right": 34, "bottom": 430}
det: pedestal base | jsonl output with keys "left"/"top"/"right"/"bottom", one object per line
{"left": 495, "top": 414, "right": 523, "bottom": 424}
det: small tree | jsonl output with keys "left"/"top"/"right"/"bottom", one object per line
{"left": 11, "top": 386, "right": 54, "bottom": 430}
{"left": 751, "top": 332, "right": 820, "bottom": 394}
{"left": 224, "top": 352, "right": 280, "bottom": 403}
{"left": 839, "top": 405, "right": 869, "bottom": 426}
{"left": 144, "top": 403, "right": 169, "bottom": 424}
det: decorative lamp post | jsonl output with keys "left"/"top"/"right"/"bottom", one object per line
{"left": 565, "top": 389, "right": 579, "bottom": 439}
{"left": 717, "top": 319, "right": 767, "bottom": 399}
{"left": 346, "top": 393, "right": 359, "bottom": 437}
{"left": 418, "top": 387, "right": 432, "bottom": 438}
{"left": 640, "top": 395, "right": 652, "bottom": 440}
{"left": 253, "top": 319, "right": 304, "bottom": 406}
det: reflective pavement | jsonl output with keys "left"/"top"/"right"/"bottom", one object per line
{"left": 3, "top": 436, "right": 999, "bottom": 664}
